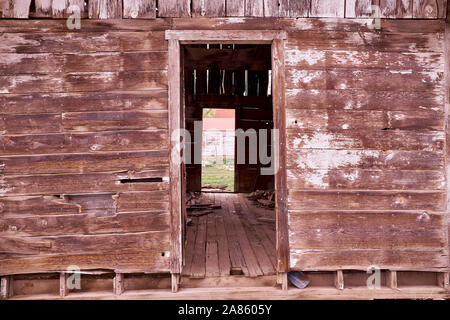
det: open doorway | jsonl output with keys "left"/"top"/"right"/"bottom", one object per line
{"left": 181, "top": 43, "right": 277, "bottom": 282}
{"left": 202, "top": 108, "right": 235, "bottom": 192}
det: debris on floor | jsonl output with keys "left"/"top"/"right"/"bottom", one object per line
{"left": 287, "top": 271, "right": 310, "bottom": 289}
{"left": 186, "top": 192, "right": 222, "bottom": 217}
{"left": 246, "top": 190, "right": 275, "bottom": 208}
{"left": 201, "top": 184, "right": 228, "bottom": 190}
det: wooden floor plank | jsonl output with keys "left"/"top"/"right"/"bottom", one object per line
{"left": 216, "top": 215, "right": 231, "bottom": 276}
{"left": 205, "top": 241, "right": 220, "bottom": 277}
{"left": 230, "top": 196, "right": 264, "bottom": 277}
{"left": 183, "top": 193, "right": 276, "bottom": 279}
{"left": 239, "top": 195, "right": 277, "bottom": 268}
{"left": 237, "top": 195, "right": 276, "bottom": 275}
{"left": 190, "top": 214, "right": 207, "bottom": 278}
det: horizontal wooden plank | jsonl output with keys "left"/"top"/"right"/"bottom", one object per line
{"left": 0, "top": 231, "right": 169, "bottom": 255}
{"left": 0, "top": 32, "right": 167, "bottom": 53}
{"left": 1, "top": 170, "right": 169, "bottom": 196}
{"left": 289, "top": 248, "right": 448, "bottom": 271}
{"left": 287, "top": 150, "right": 444, "bottom": 170}
{"left": 286, "top": 168, "right": 445, "bottom": 190}
{"left": 1, "top": 110, "right": 168, "bottom": 134}
{"left": 0, "top": 196, "right": 81, "bottom": 216}
{"left": 183, "top": 46, "right": 271, "bottom": 70}
{"left": 0, "top": 113, "right": 62, "bottom": 134}
{"left": 0, "top": 130, "right": 168, "bottom": 155}
{"left": 115, "top": 191, "right": 170, "bottom": 212}
{"left": 286, "top": 109, "right": 444, "bottom": 131}
{"left": 285, "top": 49, "right": 444, "bottom": 70}
{"left": 0, "top": 91, "right": 168, "bottom": 114}
{"left": 0, "top": 52, "right": 168, "bottom": 74}
{"left": 0, "top": 211, "right": 169, "bottom": 237}
{"left": 165, "top": 30, "right": 286, "bottom": 41}
{"left": 0, "top": 150, "right": 169, "bottom": 175}
{"left": 287, "top": 31, "right": 444, "bottom": 53}
{"left": 286, "top": 89, "right": 444, "bottom": 111}
{"left": 286, "top": 69, "right": 444, "bottom": 92}
{"left": 288, "top": 211, "right": 447, "bottom": 249}
{"left": 0, "top": 251, "right": 170, "bottom": 276}
{"left": 186, "top": 94, "right": 271, "bottom": 109}
{"left": 0, "top": 18, "right": 442, "bottom": 34}
{"left": 287, "top": 129, "right": 445, "bottom": 151}
{"left": 288, "top": 190, "right": 445, "bottom": 211}
{"left": 61, "top": 110, "right": 168, "bottom": 132}
{"left": 0, "top": 71, "right": 167, "bottom": 94}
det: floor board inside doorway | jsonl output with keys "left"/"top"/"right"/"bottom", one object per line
{"left": 182, "top": 193, "right": 276, "bottom": 279}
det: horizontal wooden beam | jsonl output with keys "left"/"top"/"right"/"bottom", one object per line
{"left": 184, "top": 46, "right": 271, "bottom": 70}
{"left": 165, "top": 30, "right": 287, "bottom": 42}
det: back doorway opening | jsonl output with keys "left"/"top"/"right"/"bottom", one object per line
{"left": 181, "top": 43, "right": 277, "bottom": 284}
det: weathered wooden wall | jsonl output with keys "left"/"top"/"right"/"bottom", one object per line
{"left": 285, "top": 20, "right": 449, "bottom": 271}
{"left": 0, "top": 20, "right": 172, "bottom": 275}
{"left": 0, "top": 16, "right": 449, "bottom": 277}
{"left": 0, "top": 0, "right": 447, "bottom": 19}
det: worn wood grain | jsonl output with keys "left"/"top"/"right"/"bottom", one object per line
{"left": 123, "top": 0, "right": 156, "bottom": 18}
{"left": 0, "top": 52, "right": 168, "bottom": 74}
{"left": 286, "top": 89, "right": 443, "bottom": 111}
{"left": 0, "top": 150, "right": 169, "bottom": 175}
{"left": 226, "top": 0, "right": 245, "bottom": 16}
{"left": 0, "top": 212, "right": 170, "bottom": 237}
{"left": 286, "top": 150, "right": 444, "bottom": 170}
{"left": 345, "top": 0, "right": 373, "bottom": 18}
{"left": 289, "top": 248, "right": 448, "bottom": 271}
{"left": 287, "top": 129, "right": 444, "bottom": 151}
{"left": 286, "top": 69, "right": 443, "bottom": 92}
{"left": 158, "top": 0, "right": 190, "bottom": 17}
{"left": 286, "top": 109, "right": 444, "bottom": 131}
{"left": 0, "top": 71, "right": 167, "bottom": 94}
{"left": 288, "top": 211, "right": 447, "bottom": 249}
{"left": 287, "top": 168, "right": 445, "bottom": 190}
{"left": 0, "top": 252, "right": 170, "bottom": 276}
{"left": 0, "top": 130, "right": 168, "bottom": 155}
{"left": 310, "top": 0, "right": 345, "bottom": 17}
{"left": 0, "top": 91, "right": 167, "bottom": 114}
{"left": 0, "top": 32, "right": 167, "bottom": 53}
{"left": 88, "top": 0, "right": 122, "bottom": 19}
{"left": 1, "top": 171, "right": 169, "bottom": 196}
{"left": 288, "top": 190, "right": 445, "bottom": 211}
{"left": 116, "top": 191, "right": 170, "bottom": 212}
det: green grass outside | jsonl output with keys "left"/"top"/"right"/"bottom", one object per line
{"left": 201, "top": 157, "right": 235, "bottom": 192}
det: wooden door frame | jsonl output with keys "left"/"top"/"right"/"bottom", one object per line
{"left": 166, "top": 30, "right": 289, "bottom": 291}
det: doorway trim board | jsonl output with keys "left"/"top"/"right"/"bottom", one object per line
{"left": 166, "top": 30, "right": 289, "bottom": 291}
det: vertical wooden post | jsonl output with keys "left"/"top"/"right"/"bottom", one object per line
{"left": 444, "top": 8, "right": 450, "bottom": 287}
{"left": 387, "top": 270, "right": 397, "bottom": 289}
{"left": 272, "top": 37, "right": 290, "bottom": 274}
{"left": 334, "top": 270, "right": 344, "bottom": 290}
{"left": 171, "top": 273, "right": 180, "bottom": 293}
{"left": 0, "top": 276, "right": 13, "bottom": 299}
{"left": 167, "top": 36, "right": 183, "bottom": 276}
{"left": 59, "top": 272, "right": 68, "bottom": 297}
{"left": 438, "top": 272, "right": 450, "bottom": 289}
{"left": 279, "top": 272, "right": 288, "bottom": 291}
{"left": 113, "top": 273, "right": 124, "bottom": 295}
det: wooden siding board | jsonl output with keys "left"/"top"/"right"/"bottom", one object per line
{"left": 158, "top": 0, "right": 190, "bottom": 17}
{"left": 0, "top": 91, "right": 168, "bottom": 114}
{"left": 0, "top": 150, "right": 169, "bottom": 175}
{"left": 288, "top": 190, "right": 446, "bottom": 211}
{"left": 123, "top": 0, "right": 156, "bottom": 18}
{"left": 88, "top": 0, "right": 122, "bottom": 19}
{"left": 310, "top": 0, "right": 345, "bottom": 17}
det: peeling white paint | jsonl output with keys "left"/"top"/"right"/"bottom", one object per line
{"left": 389, "top": 70, "right": 412, "bottom": 74}
{"left": 286, "top": 49, "right": 325, "bottom": 66}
